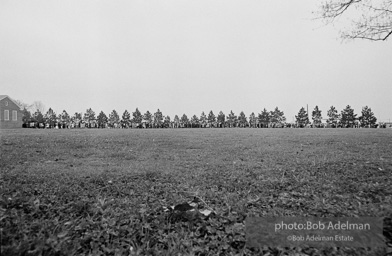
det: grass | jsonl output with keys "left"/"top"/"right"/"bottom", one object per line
{"left": 1, "top": 128, "right": 391, "bottom": 255}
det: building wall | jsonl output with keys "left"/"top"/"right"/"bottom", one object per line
{"left": 0, "top": 97, "right": 23, "bottom": 129}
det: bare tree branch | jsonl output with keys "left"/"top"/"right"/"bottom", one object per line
{"left": 318, "top": 0, "right": 392, "bottom": 41}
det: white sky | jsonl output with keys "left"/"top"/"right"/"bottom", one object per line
{"left": 1, "top": 0, "right": 391, "bottom": 122}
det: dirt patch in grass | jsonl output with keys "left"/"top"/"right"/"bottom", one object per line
{"left": 1, "top": 128, "right": 391, "bottom": 255}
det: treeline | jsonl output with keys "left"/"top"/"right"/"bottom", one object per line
{"left": 22, "top": 104, "right": 379, "bottom": 129}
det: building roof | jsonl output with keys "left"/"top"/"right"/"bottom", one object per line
{"left": 0, "top": 95, "right": 23, "bottom": 110}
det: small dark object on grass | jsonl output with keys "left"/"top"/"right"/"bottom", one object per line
{"left": 174, "top": 203, "right": 194, "bottom": 212}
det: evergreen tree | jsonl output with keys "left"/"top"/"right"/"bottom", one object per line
{"left": 132, "top": 108, "right": 143, "bottom": 126}
{"left": 191, "top": 115, "right": 199, "bottom": 128}
{"left": 249, "top": 112, "right": 257, "bottom": 128}
{"left": 143, "top": 111, "right": 153, "bottom": 128}
{"left": 270, "top": 107, "right": 286, "bottom": 127}
{"left": 174, "top": 115, "right": 180, "bottom": 128}
{"left": 180, "top": 114, "right": 189, "bottom": 128}
{"left": 73, "top": 112, "right": 82, "bottom": 122}
{"left": 227, "top": 110, "right": 237, "bottom": 127}
{"left": 45, "top": 108, "right": 57, "bottom": 127}
{"left": 164, "top": 115, "right": 171, "bottom": 128}
{"left": 207, "top": 111, "right": 216, "bottom": 127}
{"left": 359, "top": 106, "right": 377, "bottom": 128}
{"left": 122, "top": 110, "right": 131, "bottom": 127}
{"left": 238, "top": 111, "right": 247, "bottom": 127}
{"left": 258, "top": 108, "right": 270, "bottom": 127}
{"left": 340, "top": 105, "right": 357, "bottom": 128}
{"left": 97, "top": 111, "right": 108, "bottom": 128}
{"left": 296, "top": 107, "right": 309, "bottom": 128}
{"left": 327, "top": 106, "right": 339, "bottom": 128}
{"left": 59, "top": 110, "right": 70, "bottom": 127}
{"left": 312, "top": 106, "right": 322, "bottom": 127}
{"left": 71, "top": 112, "right": 80, "bottom": 127}
{"left": 84, "top": 108, "right": 96, "bottom": 123}
{"left": 33, "top": 109, "right": 44, "bottom": 123}
{"left": 109, "top": 110, "right": 120, "bottom": 127}
{"left": 153, "top": 109, "right": 163, "bottom": 128}
{"left": 22, "top": 108, "right": 31, "bottom": 125}
{"left": 217, "top": 111, "right": 225, "bottom": 127}
{"left": 199, "top": 111, "right": 207, "bottom": 127}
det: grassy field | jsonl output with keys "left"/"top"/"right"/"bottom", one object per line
{"left": 1, "top": 128, "right": 391, "bottom": 255}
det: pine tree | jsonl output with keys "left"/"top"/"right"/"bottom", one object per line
{"left": 97, "top": 111, "right": 108, "bottom": 128}
{"left": 340, "top": 105, "right": 357, "bottom": 128}
{"left": 84, "top": 108, "right": 96, "bottom": 124}
{"left": 33, "top": 110, "right": 44, "bottom": 123}
{"left": 207, "top": 111, "right": 216, "bottom": 127}
{"left": 132, "top": 108, "right": 143, "bottom": 127}
{"left": 296, "top": 107, "right": 309, "bottom": 128}
{"left": 122, "top": 110, "right": 131, "bottom": 128}
{"left": 153, "top": 109, "right": 163, "bottom": 128}
{"left": 312, "top": 106, "right": 322, "bottom": 127}
{"left": 71, "top": 113, "right": 81, "bottom": 127}
{"left": 359, "top": 106, "right": 377, "bottom": 128}
{"left": 180, "top": 114, "right": 189, "bottom": 128}
{"left": 249, "top": 112, "right": 256, "bottom": 128}
{"left": 270, "top": 107, "right": 286, "bottom": 127}
{"left": 143, "top": 111, "right": 152, "bottom": 128}
{"left": 45, "top": 108, "right": 57, "bottom": 127}
{"left": 22, "top": 108, "right": 31, "bottom": 125}
{"left": 327, "top": 106, "right": 339, "bottom": 128}
{"left": 59, "top": 110, "right": 70, "bottom": 127}
{"left": 217, "top": 111, "right": 225, "bottom": 127}
{"left": 57, "top": 113, "right": 62, "bottom": 126}
{"left": 191, "top": 115, "right": 199, "bottom": 128}
{"left": 73, "top": 113, "right": 82, "bottom": 121}
{"left": 174, "top": 115, "right": 180, "bottom": 128}
{"left": 71, "top": 113, "right": 79, "bottom": 126}
{"left": 164, "top": 115, "right": 171, "bottom": 128}
{"left": 258, "top": 108, "right": 270, "bottom": 128}
{"left": 109, "top": 110, "right": 120, "bottom": 127}
{"left": 238, "top": 111, "right": 247, "bottom": 127}
{"left": 199, "top": 111, "right": 207, "bottom": 128}
{"left": 227, "top": 110, "right": 237, "bottom": 128}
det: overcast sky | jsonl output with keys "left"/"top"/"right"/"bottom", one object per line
{"left": 1, "top": 0, "right": 391, "bottom": 122}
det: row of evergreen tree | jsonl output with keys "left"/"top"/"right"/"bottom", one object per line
{"left": 296, "top": 105, "right": 377, "bottom": 128}
{"left": 22, "top": 104, "right": 378, "bottom": 128}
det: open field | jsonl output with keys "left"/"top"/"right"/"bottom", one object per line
{"left": 1, "top": 128, "right": 392, "bottom": 255}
